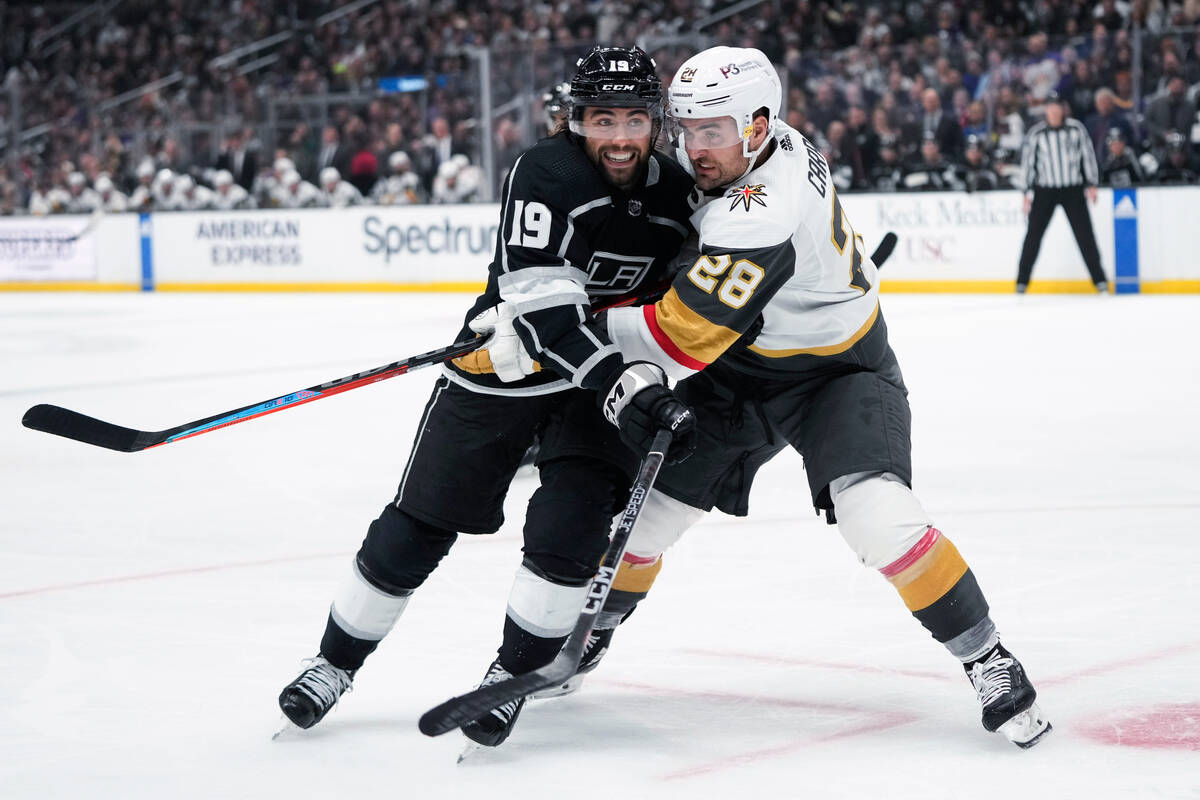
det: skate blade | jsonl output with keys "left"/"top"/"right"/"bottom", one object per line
{"left": 998, "top": 703, "right": 1052, "bottom": 749}
{"left": 272, "top": 714, "right": 302, "bottom": 741}
{"left": 531, "top": 674, "right": 585, "bottom": 700}
{"left": 457, "top": 739, "right": 488, "bottom": 763}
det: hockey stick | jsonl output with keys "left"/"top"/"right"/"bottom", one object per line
{"left": 871, "top": 231, "right": 897, "bottom": 269}
{"left": 22, "top": 338, "right": 482, "bottom": 452}
{"left": 418, "top": 428, "right": 672, "bottom": 738}
{"left": 20, "top": 287, "right": 668, "bottom": 453}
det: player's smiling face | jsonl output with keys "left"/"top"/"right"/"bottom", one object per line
{"left": 578, "top": 107, "right": 653, "bottom": 192}
{"left": 676, "top": 116, "right": 753, "bottom": 191}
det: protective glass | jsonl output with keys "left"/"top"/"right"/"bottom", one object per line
{"left": 667, "top": 115, "right": 748, "bottom": 151}
{"left": 568, "top": 110, "right": 655, "bottom": 140}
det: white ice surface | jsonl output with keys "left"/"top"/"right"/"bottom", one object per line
{"left": 2, "top": 292, "right": 1198, "bottom": 799}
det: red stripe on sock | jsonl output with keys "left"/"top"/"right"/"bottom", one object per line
{"left": 622, "top": 552, "right": 659, "bottom": 566}
{"left": 879, "top": 527, "right": 941, "bottom": 578}
{"left": 643, "top": 304, "right": 708, "bottom": 371}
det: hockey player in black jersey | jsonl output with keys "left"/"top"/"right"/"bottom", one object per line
{"left": 277, "top": 46, "right": 697, "bottom": 747}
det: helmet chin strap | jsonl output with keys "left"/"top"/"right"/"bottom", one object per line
{"left": 728, "top": 119, "right": 775, "bottom": 187}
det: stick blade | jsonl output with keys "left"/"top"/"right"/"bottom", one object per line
{"left": 418, "top": 670, "right": 561, "bottom": 737}
{"left": 22, "top": 404, "right": 151, "bottom": 452}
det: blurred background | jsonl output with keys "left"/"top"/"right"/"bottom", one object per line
{"left": 1, "top": 0, "right": 1198, "bottom": 215}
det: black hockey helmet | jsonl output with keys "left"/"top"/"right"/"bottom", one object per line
{"left": 568, "top": 46, "right": 663, "bottom": 139}
{"left": 542, "top": 81, "right": 572, "bottom": 134}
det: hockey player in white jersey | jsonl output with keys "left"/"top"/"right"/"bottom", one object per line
{"left": 151, "top": 169, "right": 184, "bottom": 211}
{"left": 129, "top": 159, "right": 156, "bottom": 212}
{"left": 276, "top": 169, "right": 321, "bottom": 209}
{"left": 431, "top": 157, "right": 479, "bottom": 204}
{"left": 64, "top": 172, "right": 101, "bottom": 213}
{"left": 318, "top": 166, "right": 363, "bottom": 208}
{"left": 371, "top": 151, "right": 421, "bottom": 205}
{"left": 485, "top": 46, "right": 1052, "bottom": 749}
{"left": 210, "top": 169, "right": 256, "bottom": 210}
{"left": 175, "top": 174, "right": 215, "bottom": 211}
{"left": 94, "top": 175, "right": 129, "bottom": 213}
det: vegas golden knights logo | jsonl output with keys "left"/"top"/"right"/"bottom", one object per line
{"left": 727, "top": 183, "right": 768, "bottom": 212}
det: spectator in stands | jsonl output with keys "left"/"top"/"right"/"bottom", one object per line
{"left": 1144, "top": 76, "right": 1197, "bottom": 150}
{"left": 847, "top": 105, "right": 878, "bottom": 175}
{"left": 215, "top": 130, "right": 258, "bottom": 192}
{"left": 920, "top": 87, "right": 963, "bottom": 158}
{"left": 826, "top": 119, "right": 865, "bottom": 189}
{"left": 902, "top": 132, "right": 963, "bottom": 191}
{"left": 962, "top": 100, "right": 989, "bottom": 141}
{"left": 1087, "top": 88, "right": 1136, "bottom": 161}
{"left": 958, "top": 136, "right": 1002, "bottom": 191}
{"left": 1154, "top": 131, "right": 1200, "bottom": 183}
{"left": 1066, "top": 59, "right": 1100, "bottom": 120}
{"left": 1100, "top": 127, "right": 1146, "bottom": 187}
{"left": 315, "top": 125, "right": 349, "bottom": 177}
{"left": 319, "top": 167, "right": 364, "bottom": 208}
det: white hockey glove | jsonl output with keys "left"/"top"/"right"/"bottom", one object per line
{"left": 599, "top": 362, "right": 697, "bottom": 464}
{"left": 464, "top": 303, "right": 538, "bottom": 383}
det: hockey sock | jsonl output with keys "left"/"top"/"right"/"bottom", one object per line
{"left": 498, "top": 563, "right": 589, "bottom": 674}
{"left": 598, "top": 553, "right": 664, "bottom": 628}
{"left": 879, "top": 527, "right": 991, "bottom": 645}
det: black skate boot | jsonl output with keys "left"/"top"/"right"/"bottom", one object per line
{"left": 278, "top": 656, "right": 355, "bottom": 730}
{"left": 531, "top": 626, "right": 615, "bottom": 699}
{"left": 461, "top": 659, "right": 527, "bottom": 748}
{"left": 965, "top": 642, "right": 1051, "bottom": 748}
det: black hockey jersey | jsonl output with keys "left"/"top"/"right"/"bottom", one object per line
{"left": 446, "top": 132, "right": 695, "bottom": 394}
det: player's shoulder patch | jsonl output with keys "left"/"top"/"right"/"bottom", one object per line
{"left": 725, "top": 182, "right": 769, "bottom": 212}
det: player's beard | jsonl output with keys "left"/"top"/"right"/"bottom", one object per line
{"left": 585, "top": 138, "right": 651, "bottom": 192}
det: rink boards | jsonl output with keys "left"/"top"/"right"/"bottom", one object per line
{"left": 2, "top": 187, "right": 1197, "bottom": 293}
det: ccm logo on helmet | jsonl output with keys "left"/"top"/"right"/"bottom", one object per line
{"left": 600, "top": 83, "right": 636, "bottom": 91}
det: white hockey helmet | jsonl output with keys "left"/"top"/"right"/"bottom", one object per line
{"left": 95, "top": 175, "right": 114, "bottom": 194}
{"left": 213, "top": 169, "right": 234, "bottom": 188}
{"left": 319, "top": 166, "right": 340, "bottom": 187}
{"left": 136, "top": 158, "right": 156, "bottom": 180}
{"left": 274, "top": 156, "right": 295, "bottom": 176}
{"left": 67, "top": 171, "right": 87, "bottom": 189}
{"left": 437, "top": 159, "right": 460, "bottom": 180}
{"left": 388, "top": 150, "right": 410, "bottom": 171}
{"left": 667, "top": 46, "right": 781, "bottom": 178}
{"left": 282, "top": 169, "right": 301, "bottom": 189}
{"left": 176, "top": 174, "right": 195, "bottom": 194}
{"left": 154, "top": 168, "right": 175, "bottom": 187}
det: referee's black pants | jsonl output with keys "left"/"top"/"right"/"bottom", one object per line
{"left": 1017, "top": 186, "right": 1106, "bottom": 287}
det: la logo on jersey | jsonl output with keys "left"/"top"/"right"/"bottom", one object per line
{"left": 727, "top": 183, "right": 767, "bottom": 212}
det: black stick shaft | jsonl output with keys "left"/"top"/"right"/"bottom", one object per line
{"left": 417, "top": 429, "right": 673, "bottom": 737}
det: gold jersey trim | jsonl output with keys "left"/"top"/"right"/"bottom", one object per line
{"left": 655, "top": 288, "right": 744, "bottom": 364}
{"left": 747, "top": 300, "right": 879, "bottom": 358}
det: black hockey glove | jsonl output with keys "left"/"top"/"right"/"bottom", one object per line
{"left": 599, "top": 362, "right": 697, "bottom": 465}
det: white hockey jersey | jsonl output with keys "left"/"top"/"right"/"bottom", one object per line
{"left": 320, "top": 181, "right": 363, "bottom": 208}
{"left": 607, "top": 123, "right": 880, "bottom": 381}
{"left": 211, "top": 184, "right": 256, "bottom": 211}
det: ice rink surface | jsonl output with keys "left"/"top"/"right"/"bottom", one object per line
{"left": 2, "top": 291, "right": 1198, "bottom": 799}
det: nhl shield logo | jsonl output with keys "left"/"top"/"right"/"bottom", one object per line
{"left": 627, "top": 199, "right": 642, "bottom": 216}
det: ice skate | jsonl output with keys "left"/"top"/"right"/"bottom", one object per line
{"left": 459, "top": 659, "right": 526, "bottom": 749}
{"left": 965, "top": 642, "right": 1051, "bottom": 748}
{"left": 277, "top": 655, "right": 355, "bottom": 731}
{"left": 531, "top": 626, "right": 614, "bottom": 699}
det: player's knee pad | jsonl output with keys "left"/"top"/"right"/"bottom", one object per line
{"left": 523, "top": 457, "right": 629, "bottom": 582}
{"left": 330, "top": 558, "right": 411, "bottom": 642}
{"left": 830, "top": 471, "right": 932, "bottom": 570}
{"left": 505, "top": 561, "right": 590, "bottom": 640}
{"left": 355, "top": 503, "right": 458, "bottom": 595}
{"left": 623, "top": 489, "right": 705, "bottom": 562}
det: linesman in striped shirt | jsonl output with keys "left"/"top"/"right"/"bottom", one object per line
{"left": 1016, "top": 92, "right": 1108, "bottom": 293}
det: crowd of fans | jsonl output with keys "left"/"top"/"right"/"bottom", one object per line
{"left": 2, "top": 0, "right": 1199, "bottom": 216}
